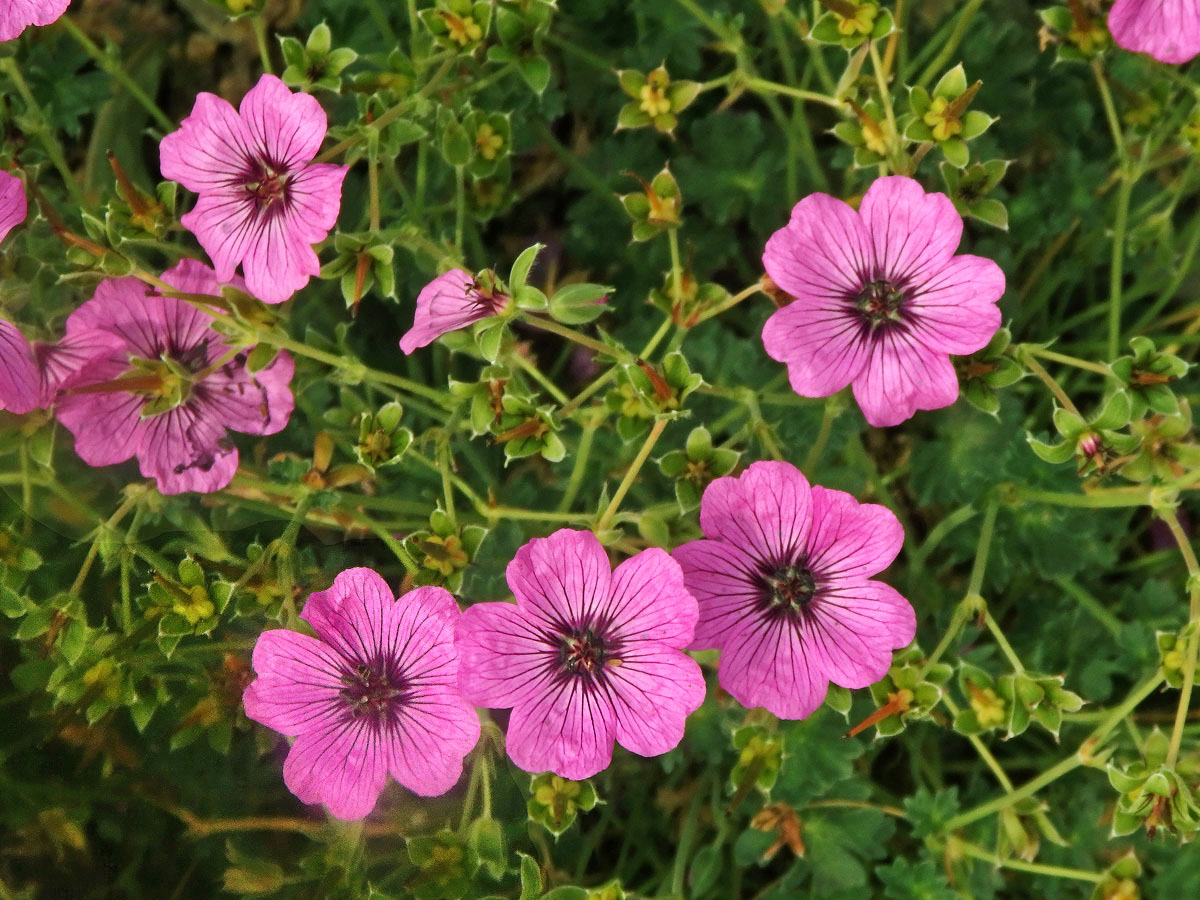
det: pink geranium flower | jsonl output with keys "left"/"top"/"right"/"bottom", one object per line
{"left": 0, "top": 0, "right": 70, "bottom": 42}
{"left": 672, "top": 461, "right": 916, "bottom": 720}
{"left": 159, "top": 74, "right": 347, "bottom": 304}
{"left": 244, "top": 568, "right": 481, "bottom": 821}
{"left": 0, "top": 171, "right": 26, "bottom": 243}
{"left": 455, "top": 529, "right": 705, "bottom": 780}
{"left": 762, "top": 175, "right": 1005, "bottom": 427}
{"left": 0, "top": 317, "right": 121, "bottom": 414}
{"left": 55, "top": 260, "right": 294, "bottom": 494}
{"left": 1109, "top": 0, "right": 1200, "bottom": 63}
{"left": 399, "top": 269, "right": 511, "bottom": 354}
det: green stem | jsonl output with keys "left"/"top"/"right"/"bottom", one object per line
{"left": 983, "top": 609, "right": 1025, "bottom": 674}
{"left": 368, "top": 151, "right": 381, "bottom": 232}
{"left": 510, "top": 348, "right": 569, "bottom": 404}
{"left": 942, "top": 695, "right": 1015, "bottom": 790}
{"left": 868, "top": 39, "right": 898, "bottom": 164}
{"left": 60, "top": 18, "right": 173, "bottom": 131}
{"left": 1054, "top": 577, "right": 1123, "bottom": 637}
{"left": 362, "top": 515, "right": 421, "bottom": 576}
{"left": 914, "top": 0, "right": 984, "bottom": 89}
{"left": 251, "top": 14, "right": 274, "bottom": 75}
{"left": 530, "top": 120, "right": 624, "bottom": 214}
{"left": 667, "top": 228, "right": 684, "bottom": 315}
{"left": 1107, "top": 176, "right": 1133, "bottom": 361}
{"left": 596, "top": 418, "right": 668, "bottom": 533}
{"left": 951, "top": 839, "right": 1103, "bottom": 883}
{"left": 695, "top": 283, "right": 762, "bottom": 324}
{"left": 917, "top": 597, "right": 976, "bottom": 680}
{"left": 743, "top": 76, "right": 842, "bottom": 109}
{"left": 560, "top": 316, "right": 673, "bottom": 416}
{"left": 454, "top": 165, "right": 466, "bottom": 254}
{"left": 804, "top": 395, "right": 840, "bottom": 471}
{"left": 558, "top": 421, "right": 598, "bottom": 511}
{"left": 1019, "top": 351, "right": 1081, "bottom": 416}
{"left": 70, "top": 491, "right": 142, "bottom": 597}
{"left": 1161, "top": 510, "right": 1200, "bottom": 768}
{"left": 944, "top": 672, "right": 1165, "bottom": 831}
{"left": 524, "top": 314, "right": 617, "bottom": 357}
{"left": 1026, "top": 346, "right": 1112, "bottom": 376}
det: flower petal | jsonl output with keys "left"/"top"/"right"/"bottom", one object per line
{"left": 0, "top": 318, "right": 40, "bottom": 415}
{"left": 851, "top": 331, "right": 961, "bottom": 427}
{"left": 906, "top": 254, "right": 1004, "bottom": 355}
{"left": 136, "top": 405, "right": 239, "bottom": 494}
{"left": 859, "top": 176, "right": 963, "bottom": 285}
{"left": 606, "top": 646, "right": 705, "bottom": 758}
{"left": 282, "top": 717, "right": 390, "bottom": 821}
{"left": 809, "top": 579, "right": 916, "bottom": 689}
{"left": 698, "top": 461, "right": 814, "bottom": 566}
{"left": 673, "top": 539, "right": 766, "bottom": 650}
{"left": 604, "top": 548, "right": 697, "bottom": 646}
{"left": 455, "top": 601, "right": 554, "bottom": 708}
{"left": 1109, "top": 0, "right": 1200, "bottom": 64}
{"left": 244, "top": 629, "right": 347, "bottom": 735}
{"left": 180, "top": 191, "right": 263, "bottom": 286}
{"left": 400, "top": 269, "right": 488, "bottom": 355}
{"left": 505, "top": 677, "right": 616, "bottom": 779}
{"left": 0, "top": 170, "right": 27, "bottom": 243}
{"left": 806, "top": 485, "right": 904, "bottom": 580}
{"left": 762, "top": 192, "right": 871, "bottom": 302}
{"left": 239, "top": 208, "right": 323, "bottom": 304}
{"left": 159, "top": 92, "right": 252, "bottom": 193}
{"left": 762, "top": 300, "right": 871, "bottom": 398}
{"left": 301, "top": 567, "right": 397, "bottom": 663}
{"left": 506, "top": 529, "right": 612, "bottom": 632}
{"left": 239, "top": 74, "right": 328, "bottom": 170}
{"left": 717, "top": 616, "right": 828, "bottom": 720}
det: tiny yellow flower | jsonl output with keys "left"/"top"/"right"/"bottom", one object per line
{"left": 969, "top": 685, "right": 1006, "bottom": 728}
{"left": 175, "top": 585, "right": 214, "bottom": 625}
{"left": 923, "top": 96, "right": 964, "bottom": 142}
{"left": 836, "top": 3, "right": 877, "bottom": 37}
{"left": 639, "top": 84, "right": 672, "bottom": 117}
{"left": 476, "top": 123, "right": 505, "bottom": 161}
{"left": 447, "top": 14, "right": 483, "bottom": 46}
{"left": 1068, "top": 22, "right": 1108, "bottom": 55}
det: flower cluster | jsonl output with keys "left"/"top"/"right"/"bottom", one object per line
{"left": 244, "top": 463, "right": 913, "bottom": 820}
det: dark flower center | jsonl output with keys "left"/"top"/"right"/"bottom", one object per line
{"left": 557, "top": 626, "right": 616, "bottom": 681}
{"left": 759, "top": 564, "right": 818, "bottom": 619}
{"left": 340, "top": 661, "right": 408, "bottom": 723}
{"left": 853, "top": 279, "right": 908, "bottom": 332}
{"left": 245, "top": 162, "right": 289, "bottom": 213}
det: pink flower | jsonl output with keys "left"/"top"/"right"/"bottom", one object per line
{"left": 762, "top": 175, "right": 1005, "bottom": 427}
{"left": 159, "top": 74, "right": 347, "bottom": 304}
{"left": 0, "top": 0, "right": 70, "bottom": 42}
{"left": 55, "top": 260, "right": 294, "bottom": 494}
{"left": 672, "top": 461, "right": 916, "bottom": 720}
{"left": 0, "top": 171, "right": 25, "bottom": 243}
{"left": 1109, "top": 0, "right": 1200, "bottom": 63}
{"left": 244, "top": 568, "right": 481, "bottom": 820}
{"left": 0, "top": 318, "right": 120, "bottom": 414}
{"left": 399, "top": 269, "right": 510, "bottom": 354}
{"left": 455, "top": 529, "right": 705, "bottom": 780}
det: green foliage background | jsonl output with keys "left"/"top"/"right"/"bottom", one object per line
{"left": 2, "top": 1, "right": 1200, "bottom": 898}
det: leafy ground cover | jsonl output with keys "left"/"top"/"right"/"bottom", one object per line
{"left": 2, "top": 1, "right": 1200, "bottom": 899}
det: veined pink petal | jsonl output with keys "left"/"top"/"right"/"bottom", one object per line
{"left": 56, "top": 390, "right": 143, "bottom": 467}
{"left": 605, "top": 549, "right": 698, "bottom": 646}
{"left": 0, "top": 0, "right": 70, "bottom": 42}
{"left": 762, "top": 192, "right": 871, "bottom": 302}
{"left": 806, "top": 486, "right": 904, "bottom": 581}
{"left": 810, "top": 580, "right": 916, "bottom": 689}
{"left": 33, "top": 330, "right": 126, "bottom": 406}
{"left": 302, "top": 567, "right": 398, "bottom": 661}
{"left": 0, "top": 171, "right": 26, "bottom": 242}
{"left": 506, "top": 529, "right": 613, "bottom": 631}
{"left": 240, "top": 74, "right": 329, "bottom": 171}
{"left": 283, "top": 719, "right": 391, "bottom": 821}
{"left": 400, "top": 269, "right": 492, "bottom": 354}
{"left": 605, "top": 645, "right": 705, "bottom": 758}
{"left": 505, "top": 677, "right": 616, "bottom": 780}
{"left": 159, "top": 93, "right": 253, "bottom": 194}
{"left": 718, "top": 616, "right": 829, "bottom": 720}
{"left": 239, "top": 209, "right": 323, "bottom": 304}
{"left": 180, "top": 191, "right": 267, "bottom": 286}
{"left": 456, "top": 602, "right": 554, "bottom": 708}
{"left": 136, "top": 404, "right": 240, "bottom": 494}
{"left": 699, "top": 462, "right": 814, "bottom": 566}
{"left": 0, "top": 318, "right": 40, "bottom": 415}
{"left": 672, "top": 539, "right": 766, "bottom": 650}
{"left": 851, "top": 330, "right": 961, "bottom": 427}
{"left": 279, "top": 163, "right": 347, "bottom": 240}
{"left": 244, "top": 629, "right": 347, "bottom": 735}
{"left": 1109, "top": 0, "right": 1200, "bottom": 63}
{"left": 161, "top": 256, "right": 248, "bottom": 297}
{"left": 858, "top": 176, "right": 963, "bottom": 284}
{"left": 906, "top": 255, "right": 1005, "bottom": 355}
{"left": 762, "top": 301, "right": 871, "bottom": 398}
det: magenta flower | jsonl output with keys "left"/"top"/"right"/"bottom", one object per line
{"left": 0, "top": 318, "right": 121, "bottom": 415}
{"left": 244, "top": 568, "right": 481, "bottom": 821}
{"left": 455, "top": 529, "right": 705, "bottom": 780}
{"left": 762, "top": 175, "right": 1005, "bottom": 427}
{"left": 672, "top": 461, "right": 916, "bottom": 720}
{"left": 0, "top": 0, "right": 70, "bottom": 42}
{"left": 159, "top": 74, "right": 347, "bottom": 305}
{"left": 0, "top": 171, "right": 26, "bottom": 243}
{"left": 399, "top": 269, "right": 511, "bottom": 354}
{"left": 1109, "top": 0, "right": 1200, "bottom": 63}
{"left": 55, "top": 260, "right": 294, "bottom": 494}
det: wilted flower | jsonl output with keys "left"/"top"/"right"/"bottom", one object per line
{"left": 0, "top": 0, "right": 69, "bottom": 42}
{"left": 0, "top": 171, "right": 25, "bottom": 243}
{"left": 244, "top": 568, "right": 481, "bottom": 820}
{"left": 1109, "top": 0, "right": 1200, "bottom": 64}
{"left": 399, "top": 268, "right": 510, "bottom": 354}
{"left": 455, "top": 529, "right": 705, "bottom": 779}
{"left": 159, "top": 74, "right": 347, "bottom": 304}
{"left": 761, "top": 176, "right": 1005, "bottom": 427}
{"left": 672, "top": 461, "right": 915, "bottom": 720}
{"left": 55, "top": 260, "right": 294, "bottom": 494}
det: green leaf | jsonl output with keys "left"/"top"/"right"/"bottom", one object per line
{"left": 518, "top": 57, "right": 551, "bottom": 94}
{"left": 517, "top": 853, "right": 542, "bottom": 900}
{"left": 549, "top": 283, "right": 610, "bottom": 324}
{"left": 441, "top": 121, "right": 473, "bottom": 167}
